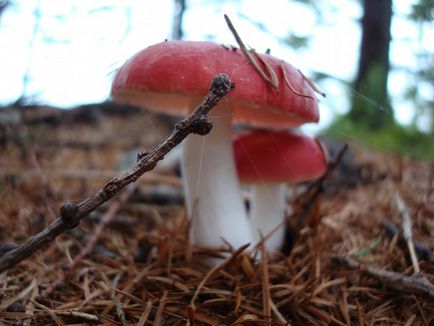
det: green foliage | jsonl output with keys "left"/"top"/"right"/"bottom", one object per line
{"left": 410, "top": 0, "right": 434, "bottom": 22}
{"left": 325, "top": 115, "right": 434, "bottom": 161}
{"left": 405, "top": 81, "right": 434, "bottom": 133}
{"left": 407, "top": 1, "right": 434, "bottom": 133}
{"left": 292, "top": 0, "right": 318, "bottom": 8}
{"left": 352, "top": 237, "right": 382, "bottom": 258}
{"left": 349, "top": 64, "right": 394, "bottom": 130}
{"left": 284, "top": 33, "right": 310, "bottom": 50}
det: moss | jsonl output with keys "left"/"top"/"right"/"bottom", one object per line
{"left": 349, "top": 64, "right": 394, "bottom": 130}
{"left": 325, "top": 116, "right": 434, "bottom": 162}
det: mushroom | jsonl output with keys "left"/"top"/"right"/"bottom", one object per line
{"left": 233, "top": 130, "right": 327, "bottom": 253}
{"left": 111, "top": 40, "right": 319, "bottom": 256}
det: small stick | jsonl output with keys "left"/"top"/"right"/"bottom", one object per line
{"left": 282, "top": 144, "right": 348, "bottom": 254}
{"left": 0, "top": 73, "right": 234, "bottom": 273}
{"left": 38, "top": 185, "right": 135, "bottom": 300}
{"left": 395, "top": 192, "right": 420, "bottom": 273}
{"left": 331, "top": 255, "right": 434, "bottom": 300}
{"left": 380, "top": 220, "right": 433, "bottom": 263}
{"left": 295, "top": 144, "right": 348, "bottom": 227}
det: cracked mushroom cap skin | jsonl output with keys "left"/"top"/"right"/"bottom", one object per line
{"left": 111, "top": 40, "right": 319, "bottom": 128}
{"left": 233, "top": 130, "right": 327, "bottom": 184}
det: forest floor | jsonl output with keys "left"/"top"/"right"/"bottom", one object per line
{"left": 0, "top": 103, "right": 433, "bottom": 325}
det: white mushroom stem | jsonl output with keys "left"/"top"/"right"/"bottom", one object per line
{"left": 251, "top": 183, "right": 286, "bottom": 253}
{"left": 181, "top": 103, "right": 253, "bottom": 251}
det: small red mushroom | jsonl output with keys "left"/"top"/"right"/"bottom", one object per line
{"left": 111, "top": 40, "right": 319, "bottom": 258}
{"left": 233, "top": 130, "right": 327, "bottom": 253}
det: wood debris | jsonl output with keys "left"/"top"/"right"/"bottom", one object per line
{"left": 0, "top": 102, "right": 433, "bottom": 325}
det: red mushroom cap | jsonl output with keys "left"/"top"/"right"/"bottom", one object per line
{"left": 233, "top": 130, "right": 327, "bottom": 184}
{"left": 111, "top": 41, "right": 319, "bottom": 129}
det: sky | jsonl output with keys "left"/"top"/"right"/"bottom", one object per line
{"left": 0, "top": 0, "right": 432, "bottom": 132}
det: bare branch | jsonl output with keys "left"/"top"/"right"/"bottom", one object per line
{"left": 0, "top": 73, "right": 234, "bottom": 273}
{"left": 294, "top": 144, "right": 348, "bottom": 228}
{"left": 395, "top": 192, "right": 420, "bottom": 273}
{"left": 380, "top": 219, "right": 434, "bottom": 263}
{"left": 331, "top": 255, "right": 434, "bottom": 300}
{"left": 172, "top": 0, "right": 186, "bottom": 40}
{"left": 38, "top": 184, "right": 135, "bottom": 300}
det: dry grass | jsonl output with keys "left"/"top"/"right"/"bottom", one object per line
{"left": 0, "top": 105, "right": 433, "bottom": 325}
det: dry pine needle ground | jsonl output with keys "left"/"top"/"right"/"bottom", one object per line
{"left": 0, "top": 104, "right": 433, "bottom": 325}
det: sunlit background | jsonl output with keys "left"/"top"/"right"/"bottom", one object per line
{"left": 0, "top": 0, "right": 432, "bottom": 149}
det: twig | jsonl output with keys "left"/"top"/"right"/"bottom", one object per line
{"left": 293, "top": 144, "right": 348, "bottom": 229}
{"left": 307, "top": 143, "right": 348, "bottom": 198}
{"left": 282, "top": 144, "right": 348, "bottom": 255}
{"left": 331, "top": 255, "right": 434, "bottom": 300}
{"left": 0, "top": 73, "right": 234, "bottom": 273}
{"left": 38, "top": 185, "right": 135, "bottom": 300}
{"left": 395, "top": 192, "right": 420, "bottom": 273}
{"left": 380, "top": 219, "right": 434, "bottom": 263}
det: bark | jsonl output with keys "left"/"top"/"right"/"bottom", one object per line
{"left": 349, "top": 0, "right": 393, "bottom": 130}
{"left": 172, "top": 0, "right": 186, "bottom": 40}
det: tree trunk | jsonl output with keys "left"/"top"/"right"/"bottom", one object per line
{"left": 172, "top": 0, "right": 186, "bottom": 40}
{"left": 349, "top": 0, "right": 393, "bottom": 130}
